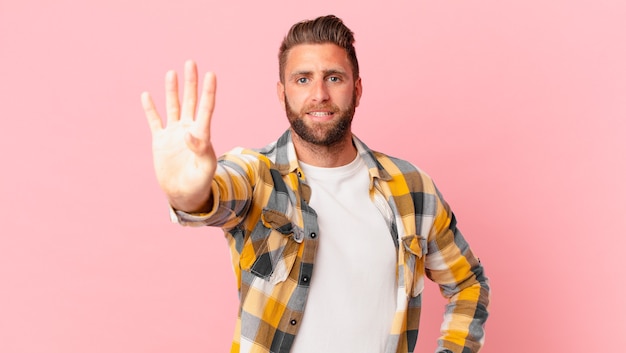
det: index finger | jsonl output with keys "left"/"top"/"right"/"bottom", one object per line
{"left": 141, "top": 91, "right": 163, "bottom": 134}
{"left": 196, "top": 72, "right": 217, "bottom": 136}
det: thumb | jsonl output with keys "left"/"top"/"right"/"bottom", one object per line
{"left": 185, "top": 131, "right": 212, "bottom": 156}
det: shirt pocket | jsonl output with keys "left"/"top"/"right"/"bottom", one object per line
{"left": 401, "top": 234, "right": 427, "bottom": 297}
{"left": 239, "top": 208, "right": 302, "bottom": 285}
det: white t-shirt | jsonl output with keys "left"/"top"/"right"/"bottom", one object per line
{"left": 291, "top": 155, "right": 397, "bottom": 353}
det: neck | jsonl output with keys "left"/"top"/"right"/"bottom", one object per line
{"left": 291, "top": 130, "right": 357, "bottom": 168}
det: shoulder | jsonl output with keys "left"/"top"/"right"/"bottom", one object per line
{"left": 353, "top": 135, "right": 435, "bottom": 189}
{"left": 219, "top": 139, "right": 279, "bottom": 165}
{"left": 371, "top": 150, "right": 437, "bottom": 190}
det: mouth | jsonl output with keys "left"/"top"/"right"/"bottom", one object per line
{"left": 306, "top": 111, "right": 335, "bottom": 120}
{"left": 307, "top": 112, "right": 335, "bottom": 118}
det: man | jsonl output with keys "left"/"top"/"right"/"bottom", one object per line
{"left": 142, "top": 15, "right": 489, "bottom": 353}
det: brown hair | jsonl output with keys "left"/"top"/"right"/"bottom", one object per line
{"left": 278, "top": 15, "right": 359, "bottom": 83}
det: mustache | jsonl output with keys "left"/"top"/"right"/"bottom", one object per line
{"left": 302, "top": 104, "right": 339, "bottom": 113}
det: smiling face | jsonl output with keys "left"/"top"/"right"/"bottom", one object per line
{"left": 278, "top": 43, "right": 362, "bottom": 147}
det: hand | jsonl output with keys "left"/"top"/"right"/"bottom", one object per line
{"left": 141, "top": 60, "right": 217, "bottom": 212}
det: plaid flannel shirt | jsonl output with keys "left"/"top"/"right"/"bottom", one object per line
{"left": 172, "top": 130, "right": 490, "bottom": 353}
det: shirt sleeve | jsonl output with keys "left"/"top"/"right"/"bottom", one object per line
{"left": 426, "top": 188, "right": 490, "bottom": 353}
{"left": 169, "top": 151, "right": 259, "bottom": 229}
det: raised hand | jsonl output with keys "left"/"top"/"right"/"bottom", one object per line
{"left": 141, "top": 60, "right": 217, "bottom": 213}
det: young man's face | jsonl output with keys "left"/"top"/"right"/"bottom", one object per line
{"left": 278, "top": 43, "right": 362, "bottom": 146}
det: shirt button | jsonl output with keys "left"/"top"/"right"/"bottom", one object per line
{"left": 310, "top": 232, "right": 317, "bottom": 239}
{"left": 290, "top": 319, "right": 297, "bottom": 325}
{"left": 297, "top": 171, "right": 302, "bottom": 178}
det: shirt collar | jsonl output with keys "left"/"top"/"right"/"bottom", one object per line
{"left": 273, "top": 130, "right": 392, "bottom": 183}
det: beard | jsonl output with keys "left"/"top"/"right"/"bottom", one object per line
{"left": 284, "top": 92, "right": 357, "bottom": 147}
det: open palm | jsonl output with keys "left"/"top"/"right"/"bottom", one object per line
{"left": 142, "top": 60, "right": 217, "bottom": 212}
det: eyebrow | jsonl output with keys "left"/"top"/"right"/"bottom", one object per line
{"left": 289, "top": 69, "right": 347, "bottom": 79}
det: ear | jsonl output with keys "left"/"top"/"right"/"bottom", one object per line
{"left": 354, "top": 77, "right": 363, "bottom": 107}
{"left": 277, "top": 81, "right": 286, "bottom": 108}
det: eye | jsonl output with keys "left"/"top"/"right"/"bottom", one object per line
{"left": 297, "top": 77, "right": 309, "bottom": 84}
{"left": 328, "top": 76, "right": 341, "bottom": 82}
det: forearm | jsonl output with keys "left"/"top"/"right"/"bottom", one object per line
{"left": 171, "top": 156, "right": 256, "bottom": 228}
{"left": 168, "top": 188, "right": 214, "bottom": 214}
{"left": 437, "top": 268, "right": 490, "bottom": 353}
{"left": 427, "top": 202, "right": 490, "bottom": 352}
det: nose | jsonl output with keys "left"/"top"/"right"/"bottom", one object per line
{"left": 311, "top": 79, "right": 330, "bottom": 102}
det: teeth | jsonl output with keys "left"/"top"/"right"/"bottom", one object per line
{"left": 309, "top": 112, "right": 332, "bottom": 117}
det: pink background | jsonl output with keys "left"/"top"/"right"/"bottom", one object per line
{"left": 1, "top": 1, "right": 625, "bottom": 352}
